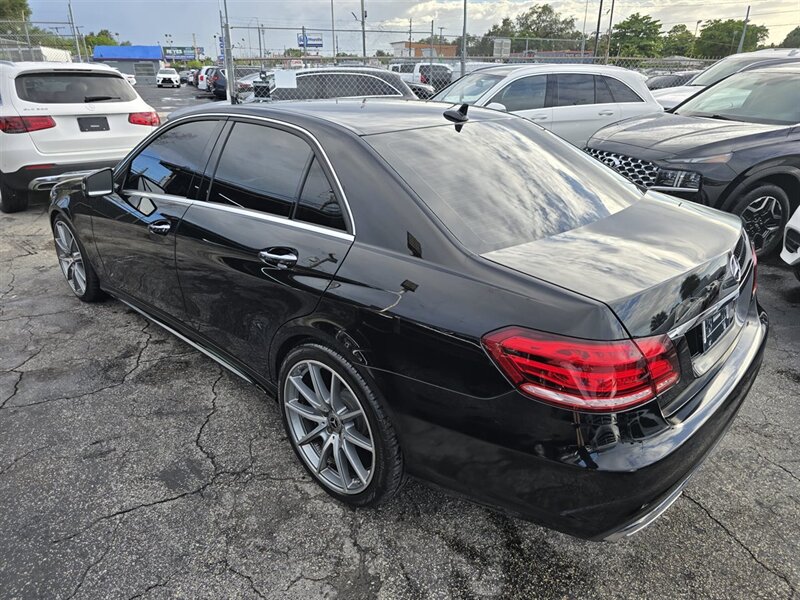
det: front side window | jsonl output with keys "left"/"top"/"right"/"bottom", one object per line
{"left": 124, "top": 119, "right": 220, "bottom": 197}
{"left": 208, "top": 122, "right": 312, "bottom": 216}
{"left": 15, "top": 72, "right": 137, "bottom": 103}
{"left": 295, "top": 158, "right": 346, "bottom": 231}
{"left": 554, "top": 74, "right": 595, "bottom": 106}
{"left": 433, "top": 72, "right": 504, "bottom": 104}
{"left": 489, "top": 75, "right": 547, "bottom": 111}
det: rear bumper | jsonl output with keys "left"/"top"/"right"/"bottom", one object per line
{"left": 382, "top": 301, "right": 768, "bottom": 540}
{"left": 2, "top": 161, "right": 118, "bottom": 192}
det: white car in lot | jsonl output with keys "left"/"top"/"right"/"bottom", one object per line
{"left": 196, "top": 65, "right": 214, "bottom": 91}
{"left": 433, "top": 63, "right": 663, "bottom": 147}
{"left": 782, "top": 206, "right": 800, "bottom": 282}
{"left": 0, "top": 61, "right": 160, "bottom": 213}
{"left": 156, "top": 68, "right": 180, "bottom": 88}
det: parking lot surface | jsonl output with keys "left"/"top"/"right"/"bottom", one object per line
{"left": 136, "top": 82, "right": 220, "bottom": 119}
{"left": 1, "top": 199, "right": 799, "bottom": 599}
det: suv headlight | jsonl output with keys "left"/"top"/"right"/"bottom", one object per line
{"left": 665, "top": 152, "right": 732, "bottom": 164}
{"left": 654, "top": 169, "right": 702, "bottom": 190}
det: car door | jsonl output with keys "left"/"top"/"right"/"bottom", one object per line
{"left": 600, "top": 74, "right": 651, "bottom": 120}
{"left": 550, "top": 73, "right": 619, "bottom": 147}
{"left": 174, "top": 119, "right": 354, "bottom": 375}
{"left": 91, "top": 118, "right": 224, "bottom": 321}
{"left": 484, "top": 74, "right": 553, "bottom": 130}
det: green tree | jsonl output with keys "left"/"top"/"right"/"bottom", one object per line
{"left": 780, "top": 26, "right": 800, "bottom": 48}
{"left": 0, "top": 0, "right": 31, "bottom": 20}
{"left": 611, "top": 13, "right": 662, "bottom": 56}
{"left": 83, "top": 29, "right": 124, "bottom": 51}
{"left": 284, "top": 48, "right": 302, "bottom": 57}
{"left": 514, "top": 4, "right": 580, "bottom": 40}
{"left": 661, "top": 24, "right": 695, "bottom": 56}
{"left": 375, "top": 49, "right": 388, "bottom": 57}
{"left": 694, "top": 19, "right": 769, "bottom": 57}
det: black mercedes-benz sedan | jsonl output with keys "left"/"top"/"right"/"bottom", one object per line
{"left": 586, "top": 63, "right": 800, "bottom": 256}
{"left": 49, "top": 99, "right": 768, "bottom": 541}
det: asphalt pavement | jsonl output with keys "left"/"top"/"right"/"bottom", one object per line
{"left": 135, "top": 82, "right": 221, "bottom": 120}
{"left": 1, "top": 195, "right": 798, "bottom": 599}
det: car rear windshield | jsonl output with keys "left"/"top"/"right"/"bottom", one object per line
{"left": 15, "top": 72, "right": 137, "bottom": 103}
{"left": 365, "top": 118, "right": 643, "bottom": 253}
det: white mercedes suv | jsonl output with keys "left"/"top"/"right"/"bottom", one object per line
{"left": 0, "top": 61, "right": 160, "bottom": 213}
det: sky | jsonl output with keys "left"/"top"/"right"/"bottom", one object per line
{"left": 28, "top": 0, "right": 800, "bottom": 57}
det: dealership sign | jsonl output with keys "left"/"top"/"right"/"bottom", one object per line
{"left": 297, "top": 33, "right": 323, "bottom": 48}
{"left": 164, "top": 46, "right": 201, "bottom": 60}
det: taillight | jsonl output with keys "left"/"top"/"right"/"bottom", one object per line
{"left": 0, "top": 115, "right": 56, "bottom": 134}
{"left": 128, "top": 112, "right": 160, "bottom": 127}
{"left": 482, "top": 327, "right": 680, "bottom": 412}
{"left": 420, "top": 73, "right": 428, "bottom": 84}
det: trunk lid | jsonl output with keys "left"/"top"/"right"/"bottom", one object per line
{"left": 482, "top": 192, "right": 750, "bottom": 338}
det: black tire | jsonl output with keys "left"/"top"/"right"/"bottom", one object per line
{"left": 278, "top": 343, "right": 404, "bottom": 507}
{"left": 51, "top": 215, "right": 105, "bottom": 303}
{"left": 0, "top": 179, "right": 29, "bottom": 213}
{"left": 157, "top": 84, "right": 162, "bottom": 88}
{"left": 729, "top": 183, "right": 791, "bottom": 257}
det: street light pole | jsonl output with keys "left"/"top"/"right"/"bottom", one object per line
{"left": 736, "top": 5, "right": 750, "bottom": 54}
{"left": 360, "top": 0, "right": 366, "bottom": 59}
{"left": 592, "top": 0, "right": 604, "bottom": 59}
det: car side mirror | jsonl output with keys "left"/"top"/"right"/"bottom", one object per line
{"left": 486, "top": 102, "right": 507, "bottom": 112}
{"left": 82, "top": 168, "right": 114, "bottom": 197}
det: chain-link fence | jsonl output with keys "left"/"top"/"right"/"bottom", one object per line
{"left": 0, "top": 20, "right": 86, "bottom": 62}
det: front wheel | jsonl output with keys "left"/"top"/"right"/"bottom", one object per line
{"left": 279, "top": 343, "right": 404, "bottom": 506}
{"left": 52, "top": 216, "right": 104, "bottom": 302}
{"left": 731, "top": 183, "right": 791, "bottom": 257}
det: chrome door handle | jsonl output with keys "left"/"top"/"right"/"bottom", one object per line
{"left": 148, "top": 221, "right": 171, "bottom": 235}
{"left": 259, "top": 249, "right": 298, "bottom": 269}
{"left": 598, "top": 111, "right": 615, "bottom": 116}
{"left": 529, "top": 115, "right": 548, "bottom": 121}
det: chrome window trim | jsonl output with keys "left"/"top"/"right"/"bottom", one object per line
{"left": 147, "top": 112, "right": 357, "bottom": 237}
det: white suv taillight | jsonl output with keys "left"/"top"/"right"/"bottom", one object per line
{"left": 128, "top": 112, "right": 160, "bottom": 127}
{"left": 0, "top": 116, "right": 56, "bottom": 134}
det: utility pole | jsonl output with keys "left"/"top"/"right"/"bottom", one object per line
{"left": 408, "top": 18, "right": 412, "bottom": 58}
{"left": 330, "top": 0, "right": 336, "bottom": 62}
{"left": 360, "top": 0, "right": 367, "bottom": 60}
{"left": 604, "top": 0, "right": 615, "bottom": 64}
{"left": 460, "top": 0, "right": 466, "bottom": 77}
{"left": 301, "top": 25, "right": 307, "bottom": 57}
{"left": 430, "top": 20, "right": 434, "bottom": 74}
{"left": 592, "top": 0, "right": 604, "bottom": 59}
{"left": 68, "top": 0, "right": 82, "bottom": 62}
{"left": 580, "top": 0, "right": 589, "bottom": 57}
{"left": 736, "top": 5, "right": 750, "bottom": 54}
{"left": 192, "top": 32, "right": 198, "bottom": 61}
{"left": 439, "top": 26, "right": 445, "bottom": 47}
{"left": 221, "top": 0, "right": 234, "bottom": 104}
{"left": 256, "top": 24, "right": 263, "bottom": 66}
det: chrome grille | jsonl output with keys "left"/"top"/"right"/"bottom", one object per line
{"left": 585, "top": 148, "right": 659, "bottom": 188}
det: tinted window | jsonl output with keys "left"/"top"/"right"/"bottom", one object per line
{"left": 209, "top": 122, "right": 311, "bottom": 216}
{"left": 434, "top": 72, "right": 504, "bottom": 104}
{"left": 489, "top": 75, "right": 547, "bottom": 111}
{"left": 603, "top": 76, "right": 642, "bottom": 102}
{"left": 594, "top": 76, "right": 614, "bottom": 103}
{"left": 272, "top": 75, "right": 323, "bottom": 100}
{"left": 15, "top": 72, "right": 137, "bottom": 103}
{"left": 400, "top": 64, "right": 415, "bottom": 73}
{"left": 322, "top": 74, "right": 400, "bottom": 98}
{"left": 295, "top": 158, "right": 346, "bottom": 231}
{"left": 125, "top": 120, "right": 219, "bottom": 197}
{"left": 554, "top": 74, "right": 594, "bottom": 106}
{"left": 690, "top": 56, "right": 770, "bottom": 87}
{"left": 366, "top": 121, "right": 641, "bottom": 253}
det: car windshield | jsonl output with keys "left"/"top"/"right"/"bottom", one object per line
{"left": 14, "top": 72, "right": 137, "bottom": 103}
{"left": 433, "top": 72, "right": 504, "bottom": 104}
{"left": 675, "top": 70, "right": 800, "bottom": 125}
{"left": 365, "top": 118, "right": 642, "bottom": 254}
{"left": 159, "top": 69, "right": 178, "bottom": 75}
{"left": 689, "top": 56, "right": 773, "bottom": 86}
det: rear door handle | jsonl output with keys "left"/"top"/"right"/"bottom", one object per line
{"left": 598, "top": 111, "right": 615, "bottom": 116}
{"left": 148, "top": 221, "right": 171, "bottom": 235}
{"left": 259, "top": 248, "right": 298, "bottom": 269}
{"left": 529, "top": 115, "right": 549, "bottom": 121}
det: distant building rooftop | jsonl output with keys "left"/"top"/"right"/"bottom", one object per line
{"left": 92, "top": 45, "right": 163, "bottom": 61}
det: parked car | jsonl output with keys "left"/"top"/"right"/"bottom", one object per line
{"left": 234, "top": 71, "right": 262, "bottom": 94}
{"left": 207, "top": 68, "right": 227, "bottom": 100}
{"left": 49, "top": 99, "right": 766, "bottom": 541}
{"left": 111, "top": 68, "right": 137, "bottom": 86}
{"left": 389, "top": 61, "right": 453, "bottom": 91}
{"left": 433, "top": 64, "right": 663, "bottom": 147}
{"left": 178, "top": 70, "right": 192, "bottom": 84}
{"left": 652, "top": 48, "right": 800, "bottom": 109}
{"left": 407, "top": 81, "right": 435, "bottom": 99}
{"left": 782, "top": 206, "right": 800, "bottom": 281}
{"left": 586, "top": 63, "right": 800, "bottom": 256}
{"left": 156, "top": 68, "right": 180, "bottom": 88}
{"left": 196, "top": 66, "right": 214, "bottom": 91}
{"left": 646, "top": 70, "right": 701, "bottom": 90}
{"left": 0, "top": 60, "right": 159, "bottom": 213}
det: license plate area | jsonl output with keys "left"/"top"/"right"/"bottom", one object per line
{"left": 78, "top": 116, "right": 109, "bottom": 132}
{"left": 686, "top": 301, "right": 736, "bottom": 356}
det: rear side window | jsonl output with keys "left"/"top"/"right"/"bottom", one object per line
{"left": 602, "top": 76, "right": 643, "bottom": 103}
{"left": 553, "top": 74, "right": 594, "bottom": 106}
{"left": 272, "top": 75, "right": 323, "bottom": 100}
{"left": 489, "top": 75, "right": 547, "bottom": 111}
{"left": 125, "top": 120, "right": 220, "bottom": 197}
{"left": 399, "top": 64, "right": 415, "bottom": 73}
{"left": 295, "top": 158, "right": 346, "bottom": 231}
{"left": 322, "top": 74, "right": 400, "bottom": 98}
{"left": 15, "top": 72, "right": 137, "bottom": 103}
{"left": 209, "top": 122, "right": 311, "bottom": 217}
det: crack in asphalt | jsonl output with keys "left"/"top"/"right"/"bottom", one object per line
{"left": 756, "top": 452, "right": 800, "bottom": 484}
{"left": 0, "top": 444, "right": 50, "bottom": 476}
{"left": 195, "top": 370, "right": 225, "bottom": 470}
{"left": 65, "top": 517, "right": 123, "bottom": 600}
{"left": 684, "top": 493, "right": 797, "bottom": 598}
{"left": 126, "top": 569, "right": 178, "bottom": 600}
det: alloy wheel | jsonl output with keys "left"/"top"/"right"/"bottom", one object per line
{"left": 740, "top": 195, "right": 783, "bottom": 252}
{"left": 53, "top": 221, "right": 87, "bottom": 296}
{"left": 283, "top": 360, "right": 375, "bottom": 495}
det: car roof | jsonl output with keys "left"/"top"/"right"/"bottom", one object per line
{"left": 746, "top": 62, "right": 800, "bottom": 74}
{"left": 0, "top": 61, "right": 121, "bottom": 75}
{"left": 469, "top": 63, "right": 640, "bottom": 77}
{"left": 176, "top": 98, "right": 514, "bottom": 136}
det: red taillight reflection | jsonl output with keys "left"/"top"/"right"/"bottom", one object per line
{"left": 482, "top": 327, "right": 680, "bottom": 412}
{"left": 0, "top": 115, "right": 56, "bottom": 134}
{"left": 128, "top": 112, "right": 160, "bottom": 127}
